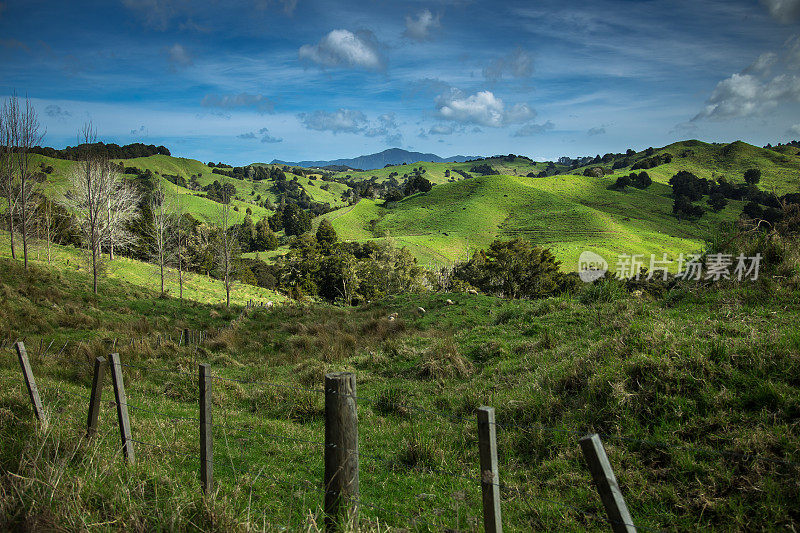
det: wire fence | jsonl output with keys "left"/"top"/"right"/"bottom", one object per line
{"left": 5, "top": 337, "right": 800, "bottom": 531}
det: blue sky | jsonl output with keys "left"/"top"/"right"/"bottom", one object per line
{"left": 1, "top": 0, "right": 799, "bottom": 165}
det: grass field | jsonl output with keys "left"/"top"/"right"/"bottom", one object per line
{"left": 0, "top": 252, "right": 798, "bottom": 531}
{"left": 0, "top": 232, "right": 285, "bottom": 306}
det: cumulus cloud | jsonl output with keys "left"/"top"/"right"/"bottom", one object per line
{"left": 237, "top": 131, "right": 256, "bottom": 139}
{"left": 163, "top": 43, "right": 193, "bottom": 71}
{"left": 201, "top": 93, "right": 275, "bottom": 114}
{"left": 299, "top": 29, "right": 385, "bottom": 71}
{"left": 513, "top": 121, "right": 555, "bottom": 137}
{"left": 404, "top": 9, "right": 440, "bottom": 41}
{"left": 587, "top": 126, "right": 606, "bottom": 136}
{"left": 130, "top": 125, "right": 148, "bottom": 136}
{"left": 693, "top": 72, "right": 800, "bottom": 120}
{"left": 483, "top": 47, "right": 534, "bottom": 82}
{"left": 436, "top": 89, "right": 535, "bottom": 127}
{"left": 693, "top": 37, "right": 800, "bottom": 121}
{"left": 786, "top": 123, "right": 800, "bottom": 135}
{"left": 762, "top": 0, "right": 800, "bottom": 23}
{"left": 45, "top": 105, "right": 71, "bottom": 120}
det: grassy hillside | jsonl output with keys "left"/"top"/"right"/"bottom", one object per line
{"left": 330, "top": 156, "right": 555, "bottom": 185}
{"left": 574, "top": 140, "right": 800, "bottom": 195}
{"left": 30, "top": 154, "right": 350, "bottom": 227}
{"left": 0, "top": 255, "right": 798, "bottom": 530}
{"left": 0, "top": 232, "right": 285, "bottom": 306}
{"left": 320, "top": 173, "right": 741, "bottom": 270}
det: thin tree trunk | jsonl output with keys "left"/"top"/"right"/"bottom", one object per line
{"left": 92, "top": 244, "right": 98, "bottom": 294}
{"left": 21, "top": 183, "right": 27, "bottom": 269}
{"left": 7, "top": 196, "right": 15, "bottom": 259}
{"left": 160, "top": 259, "right": 164, "bottom": 295}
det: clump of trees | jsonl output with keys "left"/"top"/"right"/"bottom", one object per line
{"left": 454, "top": 239, "right": 577, "bottom": 299}
{"left": 30, "top": 141, "right": 170, "bottom": 161}
{"left": 469, "top": 163, "right": 499, "bottom": 176}
{"left": 631, "top": 152, "right": 672, "bottom": 170}
{"left": 203, "top": 180, "right": 237, "bottom": 204}
{"left": 611, "top": 171, "right": 652, "bottom": 190}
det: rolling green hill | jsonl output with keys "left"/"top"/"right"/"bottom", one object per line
{"left": 574, "top": 140, "right": 800, "bottom": 195}
{"left": 30, "top": 154, "right": 351, "bottom": 227}
{"left": 319, "top": 173, "right": 742, "bottom": 270}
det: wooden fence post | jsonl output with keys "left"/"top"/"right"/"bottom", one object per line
{"left": 86, "top": 356, "right": 107, "bottom": 437}
{"left": 579, "top": 433, "right": 636, "bottom": 533}
{"left": 109, "top": 353, "right": 135, "bottom": 463}
{"left": 477, "top": 406, "right": 502, "bottom": 533}
{"left": 199, "top": 363, "right": 213, "bottom": 495}
{"left": 324, "top": 372, "right": 359, "bottom": 532}
{"left": 14, "top": 341, "right": 45, "bottom": 421}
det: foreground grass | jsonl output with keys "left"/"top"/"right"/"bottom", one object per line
{"left": 1, "top": 256, "right": 799, "bottom": 531}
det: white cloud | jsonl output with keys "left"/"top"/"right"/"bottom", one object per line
{"left": 483, "top": 48, "right": 534, "bottom": 82}
{"left": 693, "top": 37, "right": 800, "bottom": 121}
{"left": 786, "top": 123, "right": 800, "bottom": 136}
{"left": 404, "top": 9, "right": 440, "bottom": 41}
{"left": 164, "top": 43, "right": 193, "bottom": 71}
{"left": 436, "top": 89, "right": 535, "bottom": 127}
{"left": 762, "top": 0, "right": 800, "bottom": 23}
{"left": 693, "top": 72, "right": 800, "bottom": 120}
{"left": 297, "top": 109, "right": 400, "bottom": 144}
{"left": 201, "top": 93, "right": 275, "bottom": 114}
{"left": 365, "top": 113, "right": 399, "bottom": 137}
{"left": 298, "top": 109, "right": 369, "bottom": 133}
{"left": 299, "top": 29, "right": 384, "bottom": 71}
{"left": 513, "top": 121, "right": 555, "bottom": 137}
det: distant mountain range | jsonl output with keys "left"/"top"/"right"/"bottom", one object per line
{"left": 270, "top": 148, "right": 477, "bottom": 171}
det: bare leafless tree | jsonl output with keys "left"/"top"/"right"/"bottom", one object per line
{"left": 16, "top": 96, "right": 45, "bottom": 269}
{"left": 213, "top": 183, "right": 239, "bottom": 308}
{"left": 58, "top": 122, "right": 141, "bottom": 294}
{"left": 149, "top": 179, "right": 176, "bottom": 296}
{"left": 0, "top": 96, "right": 19, "bottom": 259}
{"left": 175, "top": 178, "right": 185, "bottom": 300}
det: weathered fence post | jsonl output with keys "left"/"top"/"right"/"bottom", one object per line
{"left": 199, "top": 363, "right": 213, "bottom": 495}
{"left": 109, "top": 353, "right": 135, "bottom": 463}
{"left": 183, "top": 328, "right": 189, "bottom": 346}
{"left": 86, "top": 356, "right": 107, "bottom": 436}
{"left": 14, "top": 341, "right": 45, "bottom": 421}
{"left": 324, "top": 372, "right": 359, "bottom": 532}
{"left": 477, "top": 406, "right": 502, "bottom": 533}
{"left": 579, "top": 433, "right": 636, "bottom": 533}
